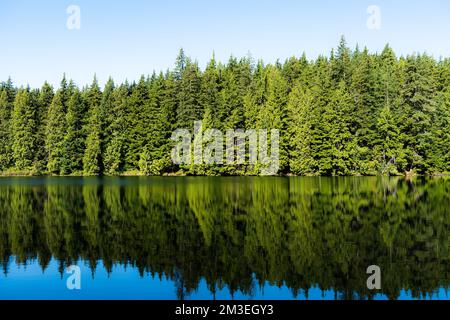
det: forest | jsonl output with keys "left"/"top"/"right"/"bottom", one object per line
{"left": 0, "top": 176, "right": 448, "bottom": 299}
{"left": 1, "top": 37, "right": 450, "bottom": 176}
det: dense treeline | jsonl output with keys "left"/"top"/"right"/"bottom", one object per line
{"left": 0, "top": 177, "right": 448, "bottom": 299}
{"left": 1, "top": 37, "right": 450, "bottom": 176}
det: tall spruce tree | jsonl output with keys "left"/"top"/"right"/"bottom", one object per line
{"left": 400, "top": 54, "right": 439, "bottom": 173}
{"left": 11, "top": 88, "right": 37, "bottom": 170}
{"left": 63, "top": 89, "right": 85, "bottom": 173}
{"left": 139, "top": 73, "right": 169, "bottom": 175}
{"left": 0, "top": 78, "right": 16, "bottom": 170}
{"left": 83, "top": 77, "right": 104, "bottom": 175}
{"left": 287, "top": 83, "right": 317, "bottom": 174}
{"left": 0, "top": 89, "right": 12, "bottom": 171}
{"left": 104, "top": 84, "right": 129, "bottom": 174}
{"left": 176, "top": 60, "right": 202, "bottom": 129}
{"left": 46, "top": 77, "right": 70, "bottom": 174}
{"left": 34, "top": 82, "right": 54, "bottom": 173}
{"left": 126, "top": 76, "right": 150, "bottom": 169}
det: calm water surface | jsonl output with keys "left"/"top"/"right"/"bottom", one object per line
{"left": 0, "top": 177, "right": 448, "bottom": 300}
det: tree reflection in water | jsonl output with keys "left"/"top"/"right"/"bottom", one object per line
{"left": 0, "top": 176, "right": 448, "bottom": 300}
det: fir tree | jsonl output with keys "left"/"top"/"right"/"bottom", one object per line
{"left": 63, "top": 89, "right": 85, "bottom": 173}
{"left": 83, "top": 77, "right": 104, "bottom": 175}
{"left": 46, "top": 77, "right": 69, "bottom": 174}
{"left": 11, "top": 88, "right": 37, "bottom": 170}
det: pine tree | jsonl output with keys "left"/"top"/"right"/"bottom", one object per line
{"left": 101, "top": 78, "right": 115, "bottom": 154}
{"left": 0, "top": 89, "right": 13, "bottom": 171}
{"left": 200, "top": 56, "right": 220, "bottom": 129}
{"left": 139, "top": 73, "right": 169, "bottom": 175}
{"left": 220, "top": 57, "right": 244, "bottom": 129}
{"left": 331, "top": 36, "right": 352, "bottom": 85}
{"left": 400, "top": 54, "right": 439, "bottom": 173}
{"left": 34, "top": 82, "right": 54, "bottom": 173}
{"left": 257, "top": 66, "right": 288, "bottom": 173}
{"left": 11, "top": 88, "right": 37, "bottom": 170}
{"left": 174, "top": 48, "right": 187, "bottom": 82}
{"left": 63, "top": 89, "right": 85, "bottom": 173}
{"left": 0, "top": 78, "right": 16, "bottom": 170}
{"left": 317, "top": 82, "right": 358, "bottom": 175}
{"left": 104, "top": 84, "right": 129, "bottom": 174}
{"left": 243, "top": 60, "right": 266, "bottom": 129}
{"left": 349, "top": 47, "right": 377, "bottom": 169}
{"left": 46, "top": 77, "right": 70, "bottom": 174}
{"left": 176, "top": 60, "right": 202, "bottom": 129}
{"left": 126, "top": 76, "right": 150, "bottom": 169}
{"left": 83, "top": 77, "right": 104, "bottom": 175}
{"left": 287, "top": 84, "right": 316, "bottom": 174}
{"left": 374, "top": 104, "right": 403, "bottom": 175}
{"left": 83, "top": 110, "right": 102, "bottom": 175}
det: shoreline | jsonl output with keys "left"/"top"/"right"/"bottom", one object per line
{"left": 1, "top": 172, "right": 450, "bottom": 178}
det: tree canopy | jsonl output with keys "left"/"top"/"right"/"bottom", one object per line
{"left": 1, "top": 38, "right": 450, "bottom": 176}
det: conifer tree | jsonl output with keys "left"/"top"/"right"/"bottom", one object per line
{"left": 63, "top": 89, "right": 85, "bottom": 173}
{"left": 126, "top": 76, "right": 150, "bottom": 169}
{"left": 83, "top": 109, "right": 102, "bottom": 175}
{"left": 257, "top": 66, "right": 289, "bottom": 173}
{"left": 46, "top": 77, "right": 70, "bottom": 174}
{"left": 83, "top": 77, "right": 104, "bottom": 175}
{"left": 287, "top": 84, "right": 316, "bottom": 174}
{"left": 139, "top": 73, "right": 169, "bottom": 175}
{"left": 176, "top": 60, "right": 202, "bottom": 129}
{"left": 11, "top": 88, "right": 37, "bottom": 170}
{"left": 400, "top": 54, "right": 439, "bottom": 173}
{"left": 104, "top": 84, "right": 129, "bottom": 174}
{"left": 200, "top": 56, "right": 220, "bottom": 129}
{"left": 34, "top": 82, "right": 54, "bottom": 173}
{"left": 0, "top": 89, "right": 13, "bottom": 171}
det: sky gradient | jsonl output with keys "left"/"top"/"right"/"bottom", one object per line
{"left": 1, "top": 0, "right": 449, "bottom": 88}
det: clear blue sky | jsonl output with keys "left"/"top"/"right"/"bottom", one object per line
{"left": 1, "top": 0, "right": 449, "bottom": 89}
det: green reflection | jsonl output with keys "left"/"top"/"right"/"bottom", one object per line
{"left": 0, "top": 177, "right": 448, "bottom": 300}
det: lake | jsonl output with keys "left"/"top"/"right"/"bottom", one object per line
{"left": 0, "top": 176, "right": 448, "bottom": 300}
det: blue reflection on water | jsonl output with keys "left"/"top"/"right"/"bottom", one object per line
{"left": 0, "top": 258, "right": 448, "bottom": 300}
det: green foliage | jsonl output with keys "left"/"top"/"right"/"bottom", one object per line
{"left": 83, "top": 109, "right": 102, "bottom": 175}
{"left": 11, "top": 88, "right": 37, "bottom": 170}
{"left": 2, "top": 39, "right": 450, "bottom": 176}
{"left": 45, "top": 78, "right": 68, "bottom": 174}
{"left": 0, "top": 177, "right": 448, "bottom": 299}
{"left": 63, "top": 90, "right": 85, "bottom": 173}
{"left": 287, "top": 84, "right": 316, "bottom": 174}
{"left": 0, "top": 89, "right": 13, "bottom": 170}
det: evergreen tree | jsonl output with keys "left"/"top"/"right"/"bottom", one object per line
{"left": 400, "top": 54, "right": 439, "bottom": 173}
{"left": 11, "top": 88, "right": 37, "bottom": 170}
{"left": 0, "top": 78, "right": 16, "bottom": 170}
{"left": 139, "top": 73, "right": 169, "bottom": 175}
{"left": 126, "top": 76, "right": 150, "bottom": 169}
{"left": 83, "top": 110, "right": 102, "bottom": 175}
{"left": 104, "top": 84, "right": 129, "bottom": 174}
{"left": 257, "top": 66, "right": 289, "bottom": 173}
{"left": 46, "top": 77, "right": 70, "bottom": 174}
{"left": 83, "top": 77, "right": 104, "bottom": 175}
{"left": 63, "top": 89, "right": 85, "bottom": 173}
{"left": 220, "top": 57, "right": 245, "bottom": 129}
{"left": 200, "top": 56, "right": 220, "bottom": 129}
{"left": 34, "top": 82, "right": 54, "bottom": 173}
{"left": 374, "top": 104, "right": 403, "bottom": 175}
{"left": 0, "top": 89, "right": 13, "bottom": 170}
{"left": 317, "top": 82, "right": 358, "bottom": 175}
{"left": 287, "top": 84, "right": 316, "bottom": 174}
{"left": 176, "top": 60, "right": 202, "bottom": 129}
